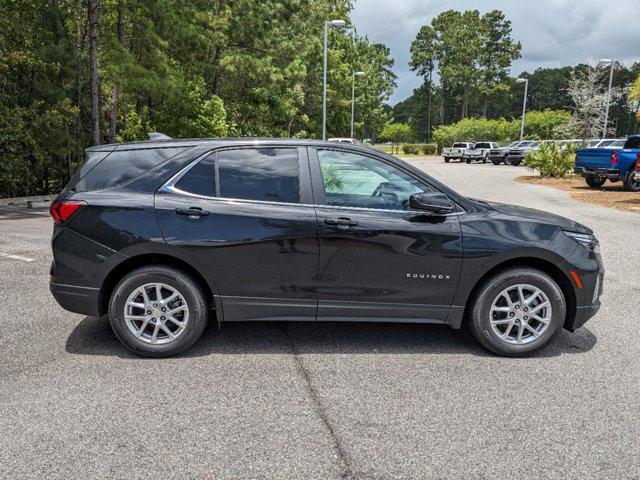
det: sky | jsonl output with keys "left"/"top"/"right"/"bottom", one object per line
{"left": 351, "top": 0, "right": 640, "bottom": 105}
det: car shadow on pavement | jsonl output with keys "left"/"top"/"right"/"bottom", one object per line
{"left": 65, "top": 316, "right": 597, "bottom": 359}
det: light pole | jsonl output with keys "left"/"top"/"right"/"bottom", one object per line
{"left": 516, "top": 78, "right": 529, "bottom": 141}
{"left": 351, "top": 71, "right": 365, "bottom": 139}
{"left": 598, "top": 59, "right": 615, "bottom": 139}
{"left": 323, "top": 19, "right": 347, "bottom": 140}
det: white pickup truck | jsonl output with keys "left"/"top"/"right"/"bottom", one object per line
{"left": 442, "top": 142, "right": 473, "bottom": 163}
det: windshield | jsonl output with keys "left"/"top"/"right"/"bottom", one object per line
{"left": 518, "top": 141, "right": 532, "bottom": 147}
{"left": 588, "top": 140, "right": 600, "bottom": 147}
{"left": 506, "top": 142, "right": 520, "bottom": 148}
{"left": 529, "top": 142, "right": 541, "bottom": 147}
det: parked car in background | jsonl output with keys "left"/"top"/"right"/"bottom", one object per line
{"left": 442, "top": 142, "right": 473, "bottom": 163}
{"left": 463, "top": 142, "right": 501, "bottom": 163}
{"left": 574, "top": 135, "right": 640, "bottom": 191}
{"left": 557, "top": 139, "right": 582, "bottom": 150}
{"left": 328, "top": 137, "right": 362, "bottom": 145}
{"left": 602, "top": 139, "right": 626, "bottom": 149}
{"left": 587, "top": 139, "right": 618, "bottom": 148}
{"left": 49, "top": 136, "right": 603, "bottom": 357}
{"left": 506, "top": 141, "right": 541, "bottom": 166}
{"left": 488, "top": 141, "right": 525, "bottom": 165}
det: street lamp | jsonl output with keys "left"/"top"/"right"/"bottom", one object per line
{"left": 351, "top": 71, "right": 366, "bottom": 139}
{"left": 598, "top": 59, "right": 615, "bottom": 139}
{"left": 516, "top": 78, "right": 529, "bottom": 141}
{"left": 322, "top": 19, "right": 347, "bottom": 140}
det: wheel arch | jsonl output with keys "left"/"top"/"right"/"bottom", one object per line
{"left": 462, "top": 257, "right": 577, "bottom": 331}
{"left": 98, "top": 253, "right": 216, "bottom": 316}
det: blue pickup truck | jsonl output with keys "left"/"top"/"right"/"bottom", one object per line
{"left": 574, "top": 135, "right": 640, "bottom": 191}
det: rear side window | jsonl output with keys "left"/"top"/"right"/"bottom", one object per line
{"left": 452, "top": 143, "right": 467, "bottom": 148}
{"left": 476, "top": 143, "right": 491, "bottom": 148}
{"left": 218, "top": 148, "right": 300, "bottom": 203}
{"left": 174, "top": 155, "right": 216, "bottom": 197}
{"left": 172, "top": 148, "right": 300, "bottom": 204}
{"left": 624, "top": 138, "right": 640, "bottom": 149}
{"left": 74, "top": 147, "right": 187, "bottom": 191}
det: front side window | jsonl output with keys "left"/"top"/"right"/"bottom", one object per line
{"left": 318, "top": 150, "right": 429, "bottom": 211}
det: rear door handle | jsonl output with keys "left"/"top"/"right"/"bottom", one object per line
{"left": 176, "top": 207, "right": 209, "bottom": 218}
{"left": 324, "top": 217, "right": 358, "bottom": 227}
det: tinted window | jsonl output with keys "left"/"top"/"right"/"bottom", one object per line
{"left": 218, "top": 148, "right": 300, "bottom": 203}
{"left": 318, "top": 150, "right": 429, "bottom": 211}
{"left": 174, "top": 155, "right": 216, "bottom": 197}
{"left": 75, "top": 147, "right": 187, "bottom": 191}
{"left": 624, "top": 137, "right": 640, "bottom": 149}
{"left": 475, "top": 143, "right": 491, "bottom": 148}
{"left": 452, "top": 143, "right": 468, "bottom": 148}
{"left": 63, "top": 149, "right": 113, "bottom": 192}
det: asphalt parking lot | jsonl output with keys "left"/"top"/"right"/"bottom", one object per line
{"left": 1, "top": 156, "right": 639, "bottom": 479}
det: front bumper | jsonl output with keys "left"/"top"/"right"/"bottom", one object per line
{"left": 566, "top": 301, "right": 601, "bottom": 332}
{"left": 574, "top": 166, "right": 620, "bottom": 179}
{"left": 51, "top": 282, "right": 101, "bottom": 317}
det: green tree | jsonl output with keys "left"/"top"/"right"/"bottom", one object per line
{"left": 380, "top": 123, "right": 413, "bottom": 153}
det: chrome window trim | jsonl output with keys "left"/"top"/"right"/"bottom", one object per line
{"left": 160, "top": 150, "right": 466, "bottom": 217}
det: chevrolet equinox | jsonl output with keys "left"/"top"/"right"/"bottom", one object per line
{"left": 50, "top": 137, "right": 603, "bottom": 357}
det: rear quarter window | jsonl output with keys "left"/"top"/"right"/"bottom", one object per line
{"left": 73, "top": 147, "right": 188, "bottom": 191}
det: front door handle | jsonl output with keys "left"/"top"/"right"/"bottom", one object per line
{"left": 324, "top": 217, "right": 358, "bottom": 227}
{"left": 176, "top": 207, "right": 209, "bottom": 218}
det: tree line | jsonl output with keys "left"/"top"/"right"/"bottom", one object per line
{"left": 397, "top": 9, "right": 640, "bottom": 142}
{"left": 0, "top": 0, "right": 396, "bottom": 198}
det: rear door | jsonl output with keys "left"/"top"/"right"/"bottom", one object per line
{"left": 309, "top": 147, "right": 463, "bottom": 323}
{"left": 155, "top": 145, "right": 319, "bottom": 322}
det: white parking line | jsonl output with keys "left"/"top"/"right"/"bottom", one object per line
{"left": 0, "top": 252, "right": 35, "bottom": 262}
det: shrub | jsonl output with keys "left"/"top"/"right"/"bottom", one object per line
{"left": 402, "top": 143, "right": 420, "bottom": 155}
{"left": 523, "top": 142, "right": 576, "bottom": 178}
{"left": 421, "top": 143, "right": 437, "bottom": 155}
{"left": 379, "top": 123, "right": 413, "bottom": 153}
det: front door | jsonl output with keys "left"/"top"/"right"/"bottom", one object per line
{"left": 309, "top": 148, "right": 463, "bottom": 322}
{"left": 155, "top": 146, "right": 319, "bottom": 321}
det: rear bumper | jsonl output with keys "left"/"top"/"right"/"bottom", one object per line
{"left": 574, "top": 166, "right": 620, "bottom": 179}
{"left": 50, "top": 282, "right": 101, "bottom": 317}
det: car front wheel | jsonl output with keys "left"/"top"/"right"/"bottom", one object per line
{"left": 108, "top": 266, "right": 209, "bottom": 357}
{"left": 469, "top": 268, "right": 565, "bottom": 356}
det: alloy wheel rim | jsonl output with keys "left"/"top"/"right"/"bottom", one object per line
{"left": 489, "top": 284, "right": 552, "bottom": 345}
{"left": 124, "top": 283, "right": 189, "bottom": 345}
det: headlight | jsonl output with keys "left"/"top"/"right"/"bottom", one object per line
{"left": 563, "top": 230, "right": 599, "bottom": 249}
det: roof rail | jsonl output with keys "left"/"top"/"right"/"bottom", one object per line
{"left": 148, "top": 132, "right": 172, "bottom": 140}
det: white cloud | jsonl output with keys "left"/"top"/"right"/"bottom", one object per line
{"left": 351, "top": 0, "right": 640, "bottom": 104}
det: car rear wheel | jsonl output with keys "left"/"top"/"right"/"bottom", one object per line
{"left": 444, "top": 157, "right": 450, "bottom": 163}
{"left": 510, "top": 159, "right": 522, "bottom": 166}
{"left": 468, "top": 268, "right": 565, "bottom": 356}
{"left": 491, "top": 159, "right": 502, "bottom": 165}
{"left": 585, "top": 176, "right": 606, "bottom": 188}
{"left": 108, "top": 266, "right": 209, "bottom": 357}
{"left": 623, "top": 172, "right": 640, "bottom": 192}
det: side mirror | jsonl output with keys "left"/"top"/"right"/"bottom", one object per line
{"left": 409, "top": 192, "right": 455, "bottom": 215}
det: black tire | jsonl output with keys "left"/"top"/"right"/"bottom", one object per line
{"left": 510, "top": 159, "right": 522, "bottom": 166}
{"left": 468, "top": 267, "right": 566, "bottom": 357}
{"left": 491, "top": 159, "right": 501, "bottom": 165}
{"left": 465, "top": 158, "right": 471, "bottom": 164}
{"left": 444, "top": 157, "right": 450, "bottom": 163}
{"left": 482, "top": 158, "right": 487, "bottom": 163}
{"left": 623, "top": 172, "right": 640, "bottom": 192}
{"left": 108, "top": 265, "right": 209, "bottom": 357}
{"left": 585, "top": 176, "right": 606, "bottom": 189}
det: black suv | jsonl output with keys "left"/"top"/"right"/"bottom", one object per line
{"left": 50, "top": 137, "right": 603, "bottom": 357}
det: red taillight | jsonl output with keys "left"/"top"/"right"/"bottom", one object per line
{"left": 635, "top": 152, "right": 640, "bottom": 171}
{"left": 50, "top": 201, "right": 85, "bottom": 224}
{"left": 611, "top": 150, "right": 619, "bottom": 165}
